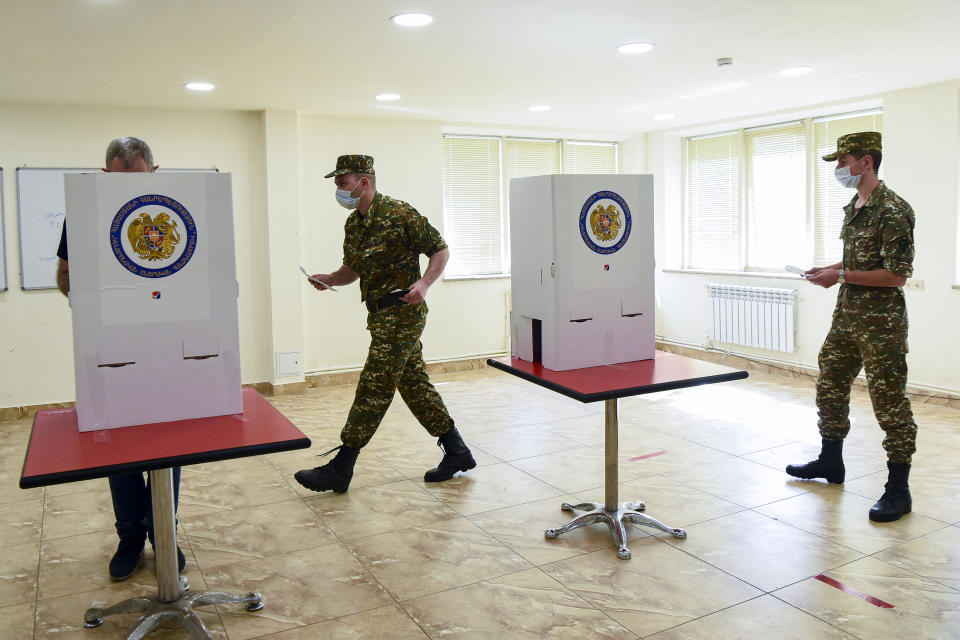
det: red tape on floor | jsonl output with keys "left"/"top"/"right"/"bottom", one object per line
{"left": 814, "top": 574, "right": 894, "bottom": 608}
{"left": 628, "top": 450, "right": 667, "bottom": 462}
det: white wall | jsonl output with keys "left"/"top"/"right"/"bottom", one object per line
{"left": 645, "top": 79, "right": 960, "bottom": 395}
{"left": 0, "top": 104, "right": 272, "bottom": 408}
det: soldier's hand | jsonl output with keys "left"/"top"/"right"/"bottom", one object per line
{"left": 400, "top": 280, "right": 428, "bottom": 305}
{"left": 308, "top": 274, "right": 334, "bottom": 291}
{"left": 805, "top": 266, "right": 823, "bottom": 276}
{"left": 808, "top": 269, "right": 840, "bottom": 288}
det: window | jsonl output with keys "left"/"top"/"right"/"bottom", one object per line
{"left": 442, "top": 136, "right": 618, "bottom": 278}
{"left": 683, "top": 109, "right": 882, "bottom": 271}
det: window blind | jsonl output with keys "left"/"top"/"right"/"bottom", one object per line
{"left": 745, "top": 122, "right": 807, "bottom": 270}
{"left": 503, "top": 138, "right": 561, "bottom": 273}
{"left": 685, "top": 132, "right": 741, "bottom": 270}
{"left": 441, "top": 136, "right": 504, "bottom": 277}
{"left": 564, "top": 141, "right": 618, "bottom": 174}
{"left": 812, "top": 110, "right": 883, "bottom": 265}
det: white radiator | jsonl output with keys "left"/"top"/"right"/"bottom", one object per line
{"left": 707, "top": 284, "right": 797, "bottom": 352}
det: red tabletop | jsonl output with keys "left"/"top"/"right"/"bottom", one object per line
{"left": 20, "top": 388, "right": 310, "bottom": 489}
{"left": 487, "top": 351, "right": 748, "bottom": 402}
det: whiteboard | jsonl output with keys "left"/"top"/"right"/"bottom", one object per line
{"left": 17, "top": 167, "right": 97, "bottom": 290}
{"left": 16, "top": 167, "right": 219, "bottom": 290}
{"left": 0, "top": 168, "right": 7, "bottom": 291}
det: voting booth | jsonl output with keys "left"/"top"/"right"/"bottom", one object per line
{"left": 64, "top": 172, "right": 242, "bottom": 431}
{"left": 509, "top": 174, "right": 655, "bottom": 371}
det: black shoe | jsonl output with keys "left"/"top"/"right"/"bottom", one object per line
{"left": 869, "top": 461, "right": 912, "bottom": 522}
{"left": 425, "top": 427, "right": 477, "bottom": 482}
{"left": 109, "top": 537, "right": 145, "bottom": 581}
{"left": 786, "top": 439, "right": 845, "bottom": 484}
{"left": 294, "top": 445, "right": 360, "bottom": 493}
{"left": 177, "top": 546, "right": 186, "bottom": 573}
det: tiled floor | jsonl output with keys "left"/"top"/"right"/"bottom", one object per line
{"left": 2, "top": 366, "right": 960, "bottom": 639}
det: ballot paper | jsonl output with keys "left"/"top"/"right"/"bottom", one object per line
{"left": 299, "top": 266, "right": 337, "bottom": 291}
{"left": 784, "top": 265, "right": 809, "bottom": 277}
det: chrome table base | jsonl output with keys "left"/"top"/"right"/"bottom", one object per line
{"left": 543, "top": 398, "right": 687, "bottom": 559}
{"left": 545, "top": 501, "right": 686, "bottom": 560}
{"left": 82, "top": 468, "right": 264, "bottom": 639}
{"left": 83, "top": 575, "right": 263, "bottom": 640}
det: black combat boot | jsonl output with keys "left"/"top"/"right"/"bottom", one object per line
{"left": 294, "top": 445, "right": 360, "bottom": 493}
{"left": 869, "top": 461, "right": 912, "bottom": 522}
{"left": 785, "top": 439, "right": 845, "bottom": 484}
{"left": 424, "top": 427, "right": 476, "bottom": 482}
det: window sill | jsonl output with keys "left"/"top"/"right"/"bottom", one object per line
{"left": 661, "top": 268, "right": 806, "bottom": 281}
{"left": 443, "top": 273, "right": 511, "bottom": 282}
{"left": 953, "top": 284, "right": 960, "bottom": 291}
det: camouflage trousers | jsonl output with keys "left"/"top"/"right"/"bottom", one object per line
{"left": 340, "top": 303, "right": 455, "bottom": 449}
{"left": 816, "top": 325, "right": 917, "bottom": 464}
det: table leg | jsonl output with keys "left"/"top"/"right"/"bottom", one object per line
{"left": 82, "top": 467, "right": 264, "bottom": 638}
{"left": 545, "top": 398, "right": 687, "bottom": 559}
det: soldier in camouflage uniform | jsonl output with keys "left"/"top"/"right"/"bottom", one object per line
{"left": 786, "top": 132, "right": 917, "bottom": 522}
{"left": 295, "top": 155, "right": 476, "bottom": 493}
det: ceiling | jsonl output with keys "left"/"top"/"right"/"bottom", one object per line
{"left": 2, "top": 0, "right": 958, "bottom": 136}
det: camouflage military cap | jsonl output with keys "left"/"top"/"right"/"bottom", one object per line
{"left": 822, "top": 131, "right": 882, "bottom": 161}
{"left": 324, "top": 155, "right": 375, "bottom": 178}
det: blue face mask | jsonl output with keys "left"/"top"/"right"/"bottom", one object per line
{"left": 335, "top": 180, "right": 363, "bottom": 209}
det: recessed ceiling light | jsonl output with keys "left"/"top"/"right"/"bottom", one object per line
{"left": 184, "top": 82, "right": 215, "bottom": 92}
{"left": 528, "top": 105, "right": 551, "bottom": 112}
{"left": 653, "top": 113, "right": 675, "bottom": 120}
{"left": 375, "top": 93, "right": 401, "bottom": 101}
{"left": 780, "top": 66, "right": 814, "bottom": 77}
{"left": 390, "top": 12, "right": 433, "bottom": 27}
{"left": 617, "top": 42, "right": 654, "bottom": 55}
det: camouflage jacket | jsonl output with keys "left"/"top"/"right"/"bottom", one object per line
{"left": 343, "top": 192, "right": 447, "bottom": 303}
{"left": 834, "top": 181, "right": 915, "bottom": 333}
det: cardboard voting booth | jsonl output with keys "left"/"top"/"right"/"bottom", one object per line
{"left": 64, "top": 172, "right": 242, "bottom": 431}
{"left": 509, "top": 174, "right": 655, "bottom": 371}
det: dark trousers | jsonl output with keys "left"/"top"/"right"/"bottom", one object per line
{"left": 109, "top": 467, "right": 181, "bottom": 543}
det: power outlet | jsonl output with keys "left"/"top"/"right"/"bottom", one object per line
{"left": 904, "top": 279, "right": 925, "bottom": 291}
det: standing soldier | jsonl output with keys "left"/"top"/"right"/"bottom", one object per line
{"left": 295, "top": 155, "right": 476, "bottom": 493}
{"left": 786, "top": 132, "right": 917, "bottom": 522}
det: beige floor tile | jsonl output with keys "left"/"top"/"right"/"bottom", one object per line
{"left": 45, "top": 477, "right": 111, "bottom": 497}
{"left": 466, "top": 425, "right": 583, "bottom": 462}
{"left": 182, "top": 499, "right": 338, "bottom": 569}
{"left": 38, "top": 530, "right": 202, "bottom": 601}
{"left": 34, "top": 585, "right": 226, "bottom": 639}
{"left": 774, "top": 556, "right": 960, "bottom": 640}
{"left": 874, "top": 524, "right": 960, "bottom": 589}
{"left": 756, "top": 486, "right": 947, "bottom": 554}
{"left": 204, "top": 544, "right": 393, "bottom": 640}
{"left": 665, "top": 458, "right": 815, "bottom": 508}
{"left": 0, "top": 541, "right": 40, "bottom": 607}
{"left": 177, "top": 464, "right": 298, "bottom": 517}
{"left": 647, "top": 594, "right": 856, "bottom": 640}
{"left": 541, "top": 538, "right": 761, "bottom": 637}
{"left": 662, "top": 510, "right": 864, "bottom": 591}
{"left": 264, "top": 605, "right": 429, "bottom": 639}
{"left": 348, "top": 518, "right": 532, "bottom": 601}
{"left": 534, "top": 414, "right": 607, "bottom": 446}
{"left": 0, "top": 601, "right": 35, "bottom": 638}
{"left": 402, "top": 567, "right": 637, "bottom": 639}
{"left": 842, "top": 454, "right": 960, "bottom": 523}
{"left": 0, "top": 468, "right": 42, "bottom": 506}
{"left": 467, "top": 495, "right": 624, "bottom": 566}
{"left": 304, "top": 479, "right": 460, "bottom": 540}
{"left": 615, "top": 430, "right": 734, "bottom": 476}
{"left": 606, "top": 474, "right": 745, "bottom": 528}
{"left": 0, "top": 495, "right": 43, "bottom": 546}
{"left": 42, "top": 489, "right": 115, "bottom": 540}
{"left": 419, "top": 463, "right": 563, "bottom": 516}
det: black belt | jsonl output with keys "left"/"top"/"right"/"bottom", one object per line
{"left": 365, "top": 295, "right": 407, "bottom": 313}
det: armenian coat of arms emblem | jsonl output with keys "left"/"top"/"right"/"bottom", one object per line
{"left": 128, "top": 212, "right": 180, "bottom": 261}
{"left": 110, "top": 194, "right": 197, "bottom": 278}
{"left": 578, "top": 190, "right": 631, "bottom": 255}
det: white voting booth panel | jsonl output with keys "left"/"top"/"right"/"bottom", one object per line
{"left": 510, "top": 174, "right": 654, "bottom": 371}
{"left": 65, "top": 172, "right": 241, "bottom": 431}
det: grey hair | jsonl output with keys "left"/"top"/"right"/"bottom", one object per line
{"left": 105, "top": 136, "right": 154, "bottom": 169}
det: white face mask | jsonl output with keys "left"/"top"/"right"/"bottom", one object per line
{"left": 335, "top": 180, "right": 363, "bottom": 209}
{"left": 834, "top": 162, "right": 862, "bottom": 189}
